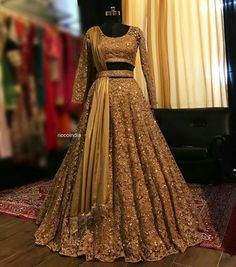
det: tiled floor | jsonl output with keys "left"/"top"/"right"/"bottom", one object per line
{"left": 0, "top": 214, "right": 235, "bottom": 267}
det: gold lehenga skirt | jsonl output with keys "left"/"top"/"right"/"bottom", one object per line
{"left": 34, "top": 70, "right": 206, "bottom": 263}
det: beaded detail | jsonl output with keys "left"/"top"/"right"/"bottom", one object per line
{"left": 34, "top": 25, "right": 206, "bottom": 263}
{"left": 71, "top": 26, "right": 158, "bottom": 108}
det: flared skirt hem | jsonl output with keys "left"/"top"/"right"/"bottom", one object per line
{"left": 34, "top": 233, "right": 205, "bottom": 263}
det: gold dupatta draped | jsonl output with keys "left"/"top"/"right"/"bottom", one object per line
{"left": 69, "top": 27, "right": 110, "bottom": 233}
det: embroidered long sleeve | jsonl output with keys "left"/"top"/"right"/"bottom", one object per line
{"left": 138, "top": 29, "right": 158, "bottom": 108}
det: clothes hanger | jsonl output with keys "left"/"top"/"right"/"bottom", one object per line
{"left": 105, "top": 6, "right": 121, "bottom": 17}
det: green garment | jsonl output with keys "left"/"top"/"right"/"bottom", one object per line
{"left": 35, "top": 27, "right": 45, "bottom": 108}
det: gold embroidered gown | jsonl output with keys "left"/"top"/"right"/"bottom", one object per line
{"left": 34, "top": 26, "right": 206, "bottom": 263}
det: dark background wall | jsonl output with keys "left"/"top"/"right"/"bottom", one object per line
{"left": 223, "top": 0, "right": 236, "bottom": 132}
{"left": 77, "top": 0, "right": 122, "bottom": 32}
{"left": 223, "top": 0, "right": 236, "bottom": 167}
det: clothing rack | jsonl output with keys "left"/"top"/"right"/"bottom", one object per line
{"left": 0, "top": 7, "right": 83, "bottom": 162}
{"left": 0, "top": 0, "right": 80, "bottom": 35}
{"left": 0, "top": 0, "right": 70, "bottom": 20}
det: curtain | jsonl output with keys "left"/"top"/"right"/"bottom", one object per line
{"left": 122, "top": 0, "right": 228, "bottom": 108}
{"left": 122, "top": 0, "right": 149, "bottom": 100}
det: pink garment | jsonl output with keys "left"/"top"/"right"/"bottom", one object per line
{"left": 61, "top": 32, "right": 83, "bottom": 111}
{"left": 43, "top": 27, "right": 60, "bottom": 151}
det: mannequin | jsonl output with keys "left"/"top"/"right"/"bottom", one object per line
{"left": 100, "top": 6, "right": 128, "bottom": 37}
{"left": 100, "top": 6, "right": 134, "bottom": 71}
{"left": 34, "top": 4, "right": 206, "bottom": 262}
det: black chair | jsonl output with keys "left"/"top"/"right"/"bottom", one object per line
{"left": 154, "top": 108, "right": 234, "bottom": 183}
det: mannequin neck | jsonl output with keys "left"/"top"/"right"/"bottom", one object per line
{"left": 103, "top": 15, "right": 121, "bottom": 25}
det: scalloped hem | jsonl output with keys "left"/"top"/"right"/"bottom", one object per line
{"left": 34, "top": 232, "right": 205, "bottom": 263}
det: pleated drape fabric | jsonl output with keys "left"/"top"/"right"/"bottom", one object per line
{"left": 122, "top": 0, "right": 228, "bottom": 108}
{"left": 70, "top": 27, "right": 110, "bottom": 225}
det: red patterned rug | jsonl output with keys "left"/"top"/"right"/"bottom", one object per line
{"left": 0, "top": 180, "right": 50, "bottom": 221}
{"left": 188, "top": 183, "right": 236, "bottom": 255}
{"left": 0, "top": 180, "right": 236, "bottom": 255}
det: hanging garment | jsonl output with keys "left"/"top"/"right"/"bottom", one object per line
{"left": 7, "top": 17, "right": 43, "bottom": 161}
{"left": 61, "top": 32, "right": 82, "bottom": 112}
{"left": 34, "top": 27, "right": 45, "bottom": 108}
{"left": 14, "top": 19, "right": 45, "bottom": 156}
{"left": 34, "top": 26, "right": 206, "bottom": 263}
{"left": 34, "top": 26, "right": 47, "bottom": 149}
{"left": 0, "top": 64, "right": 12, "bottom": 159}
{"left": 0, "top": 18, "right": 12, "bottom": 158}
{"left": 1, "top": 16, "right": 31, "bottom": 161}
{"left": 53, "top": 31, "right": 72, "bottom": 144}
{"left": 43, "top": 27, "right": 60, "bottom": 151}
{"left": 1, "top": 32, "right": 16, "bottom": 111}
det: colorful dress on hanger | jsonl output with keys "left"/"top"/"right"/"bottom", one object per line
{"left": 61, "top": 32, "right": 83, "bottom": 111}
{"left": 7, "top": 17, "right": 40, "bottom": 161}
{"left": 14, "top": 19, "right": 45, "bottom": 156}
{"left": 0, "top": 18, "right": 12, "bottom": 159}
{"left": 34, "top": 26, "right": 206, "bottom": 263}
{"left": 43, "top": 27, "right": 61, "bottom": 151}
{"left": 35, "top": 27, "right": 45, "bottom": 108}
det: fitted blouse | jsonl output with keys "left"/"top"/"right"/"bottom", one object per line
{"left": 72, "top": 25, "right": 158, "bottom": 108}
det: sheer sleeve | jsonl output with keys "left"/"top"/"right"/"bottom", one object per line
{"left": 71, "top": 31, "right": 94, "bottom": 104}
{"left": 138, "top": 28, "right": 158, "bottom": 108}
